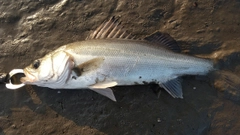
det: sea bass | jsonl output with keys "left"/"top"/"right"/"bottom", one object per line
{"left": 20, "top": 17, "right": 213, "bottom": 101}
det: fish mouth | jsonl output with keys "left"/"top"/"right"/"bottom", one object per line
{"left": 20, "top": 69, "right": 37, "bottom": 84}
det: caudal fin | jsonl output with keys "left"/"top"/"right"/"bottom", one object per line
{"left": 210, "top": 70, "right": 240, "bottom": 103}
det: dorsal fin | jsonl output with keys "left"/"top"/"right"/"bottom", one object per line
{"left": 144, "top": 32, "right": 181, "bottom": 53}
{"left": 86, "top": 16, "right": 135, "bottom": 40}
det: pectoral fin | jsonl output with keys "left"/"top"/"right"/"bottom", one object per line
{"left": 159, "top": 77, "right": 183, "bottom": 98}
{"left": 90, "top": 88, "right": 117, "bottom": 101}
{"left": 72, "top": 57, "right": 105, "bottom": 76}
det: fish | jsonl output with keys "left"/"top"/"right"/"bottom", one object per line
{"left": 20, "top": 17, "right": 214, "bottom": 101}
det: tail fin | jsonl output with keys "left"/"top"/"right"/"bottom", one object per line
{"left": 210, "top": 70, "right": 240, "bottom": 103}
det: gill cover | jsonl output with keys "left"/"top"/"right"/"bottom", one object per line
{"left": 21, "top": 50, "right": 74, "bottom": 86}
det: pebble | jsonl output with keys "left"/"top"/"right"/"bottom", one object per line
{"left": 157, "top": 118, "right": 161, "bottom": 123}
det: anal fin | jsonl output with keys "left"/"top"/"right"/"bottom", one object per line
{"left": 90, "top": 88, "right": 116, "bottom": 101}
{"left": 159, "top": 77, "right": 183, "bottom": 98}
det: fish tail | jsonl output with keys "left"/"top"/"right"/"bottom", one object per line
{"left": 209, "top": 70, "right": 240, "bottom": 104}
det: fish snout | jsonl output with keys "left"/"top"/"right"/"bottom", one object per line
{"left": 20, "top": 68, "right": 37, "bottom": 84}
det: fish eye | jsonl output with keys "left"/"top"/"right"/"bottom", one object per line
{"left": 32, "top": 60, "right": 40, "bottom": 69}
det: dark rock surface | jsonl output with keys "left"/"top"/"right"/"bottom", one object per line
{"left": 0, "top": 0, "right": 240, "bottom": 134}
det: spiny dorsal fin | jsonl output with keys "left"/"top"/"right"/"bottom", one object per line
{"left": 144, "top": 32, "right": 181, "bottom": 53}
{"left": 86, "top": 16, "right": 135, "bottom": 40}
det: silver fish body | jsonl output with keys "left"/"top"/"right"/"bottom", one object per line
{"left": 20, "top": 17, "right": 214, "bottom": 101}
{"left": 62, "top": 39, "right": 213, "bottom": 87}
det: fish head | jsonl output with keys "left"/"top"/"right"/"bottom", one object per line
{"left": 21, "top": 51, "right": 74, "bottom": 87}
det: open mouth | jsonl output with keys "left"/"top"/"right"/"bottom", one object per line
{"left": 5, "top": 69, "right": 26, "bottom": 89}
{"left": 20, "top": 69, "right": 36, "bottom": 84}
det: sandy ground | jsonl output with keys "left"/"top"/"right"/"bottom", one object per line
{"left": 0, "top": 0, "right": 240, "bottom": 134}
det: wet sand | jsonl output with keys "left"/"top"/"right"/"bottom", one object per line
{"left": 0, "top": 0, "right": 240, "bottom": 134}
